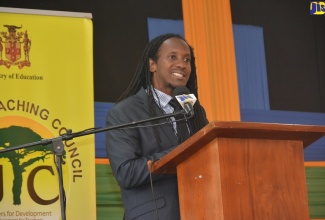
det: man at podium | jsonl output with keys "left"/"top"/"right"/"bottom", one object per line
{"left": 106, "top": 33, "right": 208, "bottom": 220}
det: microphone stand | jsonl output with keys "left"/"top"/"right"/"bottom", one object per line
{"left": 0, "top": 109, "right": 192, "bottom": 220}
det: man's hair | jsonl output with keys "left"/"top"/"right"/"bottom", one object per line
{"left": 118, "top": 33, "right": 208, "bottom": 143}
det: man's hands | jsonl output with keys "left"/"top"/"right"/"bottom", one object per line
{"left": 147, "top": 160, "right": 153, "bottom": 171}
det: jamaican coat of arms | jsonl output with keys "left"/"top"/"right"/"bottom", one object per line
{"left": 0, "top": 25, "right": 31, "bottom": 69}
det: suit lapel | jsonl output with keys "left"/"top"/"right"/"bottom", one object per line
{"left": 135, "top": 88, "right": 179, "bottom": 147}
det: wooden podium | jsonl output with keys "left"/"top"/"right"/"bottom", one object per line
{"left": 151, "top": 121, "right": 325, "bottom": 220}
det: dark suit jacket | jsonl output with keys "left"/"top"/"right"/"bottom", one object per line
{"left": 106, "top": 88, "right": 206, "bottom": 220}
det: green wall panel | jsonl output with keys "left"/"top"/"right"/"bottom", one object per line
{"left": 96, "top": 164, "right": 124, "bottom": 220}
{"left": 306, "top": 167, "right": 325, "bottom": 218}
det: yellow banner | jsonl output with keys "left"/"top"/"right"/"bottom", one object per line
{"left": 0, "top": 8, "right": 96, "bottom": 220}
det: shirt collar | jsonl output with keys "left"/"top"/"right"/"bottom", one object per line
{"left": 149, "top": 87, "right": 173, "bottom": 108}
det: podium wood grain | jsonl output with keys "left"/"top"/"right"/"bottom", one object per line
{"left": 152, "top": 121, "right": 325, "bottom": 219}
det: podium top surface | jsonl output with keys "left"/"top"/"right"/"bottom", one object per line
{"left": 151, "top": 121, "right": 325, "bottom": 174}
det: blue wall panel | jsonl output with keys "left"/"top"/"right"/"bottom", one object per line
{"left": 147, "top": 17, "right": 184, "bottom": 40}
{"left": 233, "top": 24, "right": 270, "bottom": 110}
{"left": 95, "top": 102, "right": 114, "bottom": 158}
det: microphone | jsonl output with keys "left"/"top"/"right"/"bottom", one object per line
{"left": 173, "top": 87, "right": 197, "bottom": 116}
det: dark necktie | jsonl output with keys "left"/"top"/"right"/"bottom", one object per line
{"left": 169, "top": 99, "right": 190, "bottom": 143}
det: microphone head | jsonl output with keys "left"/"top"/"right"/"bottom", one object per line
{"left": 173, "top": 86, "right": 190, "bottom": 98}
{"left": 173, "top": 87, "right": 196, "bottom": 116}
